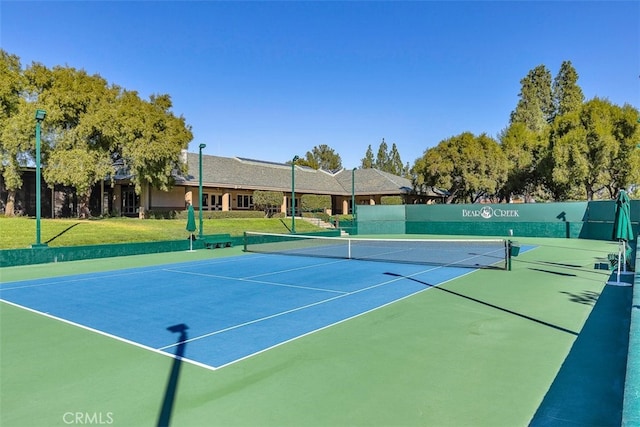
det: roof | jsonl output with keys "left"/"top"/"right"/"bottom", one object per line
{"left": 178, "top": 153, "right": 414, "bottom": 196}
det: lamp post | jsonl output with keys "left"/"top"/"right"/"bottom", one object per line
{"left": 198, "top": 143, "right": 206, "bottom": 239}
{"left": 291, "top": 155, "right": 299, "bottom": 233}
{"left": 351, "top": 168, "right": 356, "bottom": 219}
{"left": 33, "top": 109, "right": 47, "bottom": 248}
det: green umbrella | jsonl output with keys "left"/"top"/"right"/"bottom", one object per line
{"left": 613, "top": 189, "right": 634, "bottom": 242}
{"left": 609, "top": 190, "right": 635, "bottom": 283}
{"left": 186, "top": 204, "right": 196, "bottom": 251}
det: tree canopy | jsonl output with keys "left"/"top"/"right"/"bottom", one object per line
{"left": 413, "top": 132, "right": 508, "bottom": 203}
{"left": 0, "top": 50, "right": 193, "bottom": 217}
{"left": 253, "top": 190, "right": 283, "bottom": 217}
{"left": 510, "top": 64, "right": 553, "bottom": 133}
{"left": 361, "top": 138, "right": 408, "bottom": 177}
{"left": 549, "top": 98, "right": 640, "bottom": 200}
{"left": 3, "top": 51, "right": 638, "bottom": 213}
{"left": 296, "top": 144, "right": 342, "bottom": 170}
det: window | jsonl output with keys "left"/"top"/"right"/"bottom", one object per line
{"left": 237, "top": 194, "right": 253, "bottom": 209}
{"left": 287, "top": 197, "right": 301, "bottom": 216}
{"left": 211, "top": 194, "right": 222, "bottom": 210}
{"left": 122, "top": 187, "right": 139, "bottom": 215}
{"left": 201, "top": 193, "right": 209, "bottom": 207}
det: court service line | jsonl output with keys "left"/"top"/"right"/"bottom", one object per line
{"left": 162, "top": 268, "right": 349, "bottom": 294}
{"left": 166, "top": 256, "right": 350, "bottom": 281}
{"left": 157, "top": 264, "right": 445, "bottom": 352}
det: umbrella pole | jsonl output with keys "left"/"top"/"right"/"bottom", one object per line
{"left": 617, "top": 242, "right": 621, "bottom": 283}
{"left": 608, "top": 240, "right": 632, "bottom": 286}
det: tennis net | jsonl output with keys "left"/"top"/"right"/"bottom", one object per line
{"left": 244, "top": 232, "right": 510, "bottom": 270}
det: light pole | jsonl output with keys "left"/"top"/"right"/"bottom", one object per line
{"left": 33, "top": 109, "right": 47, "bottom": 248}
{"left": 291, "top": 155, "right": 299, "bottom": 233}
{"left": 351, "top": 167, "right": 356, "bottom": 219}
{"left": 198, "top": 143, "right": 206, "bottom": 239}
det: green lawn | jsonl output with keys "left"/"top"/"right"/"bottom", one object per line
{"left": 0, "top": 217, "right": 323, "bottom": 250}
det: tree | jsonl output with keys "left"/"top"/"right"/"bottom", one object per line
{"left": 552, "top": 60, "right": 584, "bottom": 119}
{"left": 114, "top": 91, "right": 193, "bottom": 205}
{"left": 601, "top": 102, "right": 640, "bottom": 198}
{"left": 35, "top": 65, "right": 118, "bottom": 217}
{"left": 362, "top": 139, "right": 406, "bottom": 175}
{"left": 375, "top": 138, "right": 390, "bottom": 171}
{"left": 499, "top": 122, "right": 548, "bottom": 202}
{"left": 548, "top": 98, "right": 639, "bottom": 200}
{"left": 361, "top": 145, "right": 374, "bottom": 168}
{"left": 1, "top": 56, "right": 193, "bottom": 218}
{"left": 505, "top": 61, "right": 586, "bottom": 202}
{"left": 253, "top": 190, "right": 283, "bottom": 217}
{"left": 303, "top": 144, "right": 342, "bottom": 170}
{"left": 413, "top": 132, "right": 508, "bottom": 203}
{"left": 510, "top": 65, "right": 553, "bottom": 133}
{"left": 0, "top": 50, "right": 28, "bottom": 216}
{"left": 388, "top": 143, "right": 404, "bottom": 176}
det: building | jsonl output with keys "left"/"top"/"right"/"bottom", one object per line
{"left": 0, "top": 152, "right": 446, "bottom": 218}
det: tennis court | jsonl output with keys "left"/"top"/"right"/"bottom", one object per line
{"left": 0, "top": 234, "right": 633, "bottom": 426}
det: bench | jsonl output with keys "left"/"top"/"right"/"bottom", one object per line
{"left": 203, "top": 234, "right": 233, "bottom": 249}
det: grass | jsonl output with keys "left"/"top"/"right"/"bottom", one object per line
{"left": 0, "top": 216, "right": 324, "bottom": 250}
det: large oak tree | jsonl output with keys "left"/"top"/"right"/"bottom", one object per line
{"left": 0, "top": 51, "right": 193, "bottom": 217}
{"left": 413, "top": 132, "right": 508, "bottom": 203}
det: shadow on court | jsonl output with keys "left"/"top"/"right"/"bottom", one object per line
{"left": 157, "top": 323, "right": 188, "bottom": 427}
{"left": 529, "top": 284, "right": 632, "bottom": 426}
{"left": 559, "top": 290, "right": 600, "bottom": 305}
{"left": 384, "top": 272, "right": 579, "bottom": 336}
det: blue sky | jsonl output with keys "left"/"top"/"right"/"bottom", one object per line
{"left": 2, "top": 1, "right": 638, "bottom": 169}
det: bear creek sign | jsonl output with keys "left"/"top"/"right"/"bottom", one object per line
{"left": 462, "top": 206, "right": 520, "bottom": 219}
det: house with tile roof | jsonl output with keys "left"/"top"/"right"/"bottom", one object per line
{"left": 132, "top": 153, "right": 423, "bottom": 217}
{"left": 1, "top": 152, "right": 446, "bottom": 218}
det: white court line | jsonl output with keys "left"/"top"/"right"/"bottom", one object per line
{"left": 0, "top": 255, "right": 253, "bottom": 291}
{"left": 157, "top": 263, "right": 445, "bottom": 352}
{"left": 0, "top": 269, "right": 154, "bottom": 291}
{"left": 162, "top": 257, "right": 352, "bottom": 294}
{"left": 0, "top": 298, "right": 219, "bottom": 372}
{"left": 2, "top": 253, "right": 483, "bottom": 372}
{"left": 213, "top": 268, "right": 479, "bottom": 370}
{"left": 162, "top": 268, "right": 349, "bottom": 294}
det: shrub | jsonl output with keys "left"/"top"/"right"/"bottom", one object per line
{"left": 301, "top": 194, "right": 331, "bottom": 213}
{"left": 381, "top": 196, "right": 403, "bottom": 205}
{"left": 253, "top": 190, "right": 284, "bottom": 217}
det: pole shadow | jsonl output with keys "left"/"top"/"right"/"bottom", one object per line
{"left": 44, "top": 222, "right": 80, "bottom": 244}
{"left": 384, "top": 272, "right": 578, "bottom": 336}
{"left": 157, "top": 323, "right": 189, "bottom": 427}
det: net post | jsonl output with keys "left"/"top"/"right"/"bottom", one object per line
{"left": 243, "top": 232, "right": 248, "bottom": 252}
{"left": 507, "top": 240, "right": 512, "bottom": 271}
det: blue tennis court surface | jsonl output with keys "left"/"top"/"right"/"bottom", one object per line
{"left": 1, "top": 254, "right": 478, "bottom": 369}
